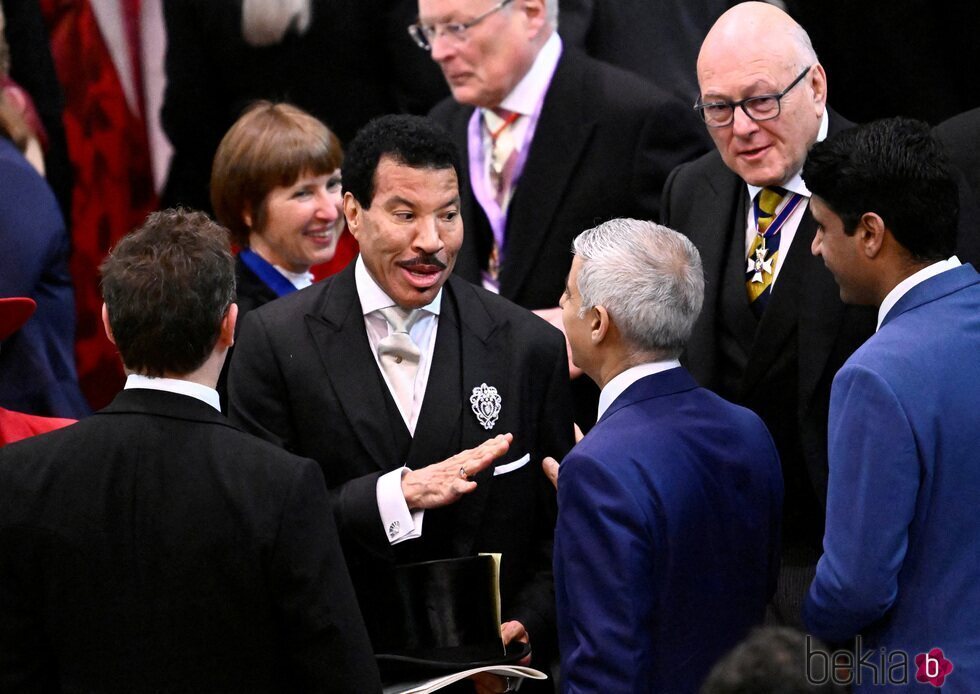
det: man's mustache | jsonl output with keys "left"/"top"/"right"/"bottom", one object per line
{"left": 397, "top": 254, "right": 447, "bottom": 270}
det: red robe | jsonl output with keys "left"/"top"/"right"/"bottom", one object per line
{"left": 0, "top": 407, "right": 75, "bottom": 447}
{"left": 40, "top": 0, "right": 157, "bottom": 410}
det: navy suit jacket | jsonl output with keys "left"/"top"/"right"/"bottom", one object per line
{"left": 0, "top": 137, "right": 88, "bottom": 419}
{"left": 0, "top": 388, "right": 380, "bottom": 692}
{"left": 805, "top": 264, "right": 980, "bottom": 692}
{"left": 554, "top": 367, "right": 783, "bottom": 693}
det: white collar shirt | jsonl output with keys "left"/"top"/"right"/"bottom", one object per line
{"left": 124, "top": 373, "right": 222, "bottom": 412}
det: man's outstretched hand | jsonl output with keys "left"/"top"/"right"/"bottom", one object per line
{"left": 401, "top": 433, "right": 513, "bottom": 509}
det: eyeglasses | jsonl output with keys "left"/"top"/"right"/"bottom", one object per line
{"left": 408, "top": 0, "right": 514, "bottom": 51}
{"left": 694, "top": 66, "right": 813, "bottom": 128}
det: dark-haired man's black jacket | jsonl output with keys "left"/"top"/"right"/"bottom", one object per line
{"left": 0, "top": 387, "right": 381, "bottom": 692}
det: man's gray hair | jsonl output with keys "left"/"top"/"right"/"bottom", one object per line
{"left": 572, "top": 219, "right": 704, "bottom": 358}
{"left": 544, "top": 0, "right": 558, "bottom": 29}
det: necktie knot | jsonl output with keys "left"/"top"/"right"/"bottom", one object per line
{"left": 484, "top": 108, "right": 520, "bottom": 142}
{"left": 755, "top": 186, "right": 787, "bottom": 233}
{"left": 377, "top": 306, "right": 419, "bottom": 335}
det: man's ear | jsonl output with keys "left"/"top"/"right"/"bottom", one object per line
{"left": 809, "top": 63, "right": 829, "bottom": 115}
{"left": 858, "top": 212, "right": 887, "bottom": 258}
{"left": 520, "top": 0, "right": 549, "bottom": 38}
{"left": 219, "top": 303, "right": 239, "bottom": 349}
{"left": 344, "top": 192, "right": 362, "bottom": 241}
{"left": 101, "top": 303, "right": 116, "bottom": 345}
{"left": 242, "top": 202, "right": 253, "bottom": 230}
{"left": 591, "top": 305, "right": 610, "bottom": 344}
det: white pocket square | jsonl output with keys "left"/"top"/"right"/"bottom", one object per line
{"left": 493, "top": 453, "right": 530, "bottom": 476}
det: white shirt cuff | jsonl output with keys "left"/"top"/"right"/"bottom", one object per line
{"left": 377, "top": 467, "right": 424, "bottom": 545}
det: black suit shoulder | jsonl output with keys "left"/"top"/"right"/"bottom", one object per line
{"left": 0, "top": 388, "right": 382, "bottom": 692}
{"left": 935, "top": 108, "right": 980, "bottom": 266}
{"left": 243, "top": 269, "right": 341, "bottom": 332}
{"left": 563, "top": 48, "right": 687, "bottom": 115}
{"left": 446, "top": 276, "right": 567, "bottom": 355}
{"left": 0, "top": 390, "right": 317, "bottom": 483}
{"left": 429, "top": 93, "right": 468, "bottom": 125}
{"left": 428, "top": 47, "right": 697, "bottom": 126}
{"left": 670, "top": 148, "right": 728, "bottom": 179}
{"left": 666, "top": 148, "right": 731, "bottom": 193}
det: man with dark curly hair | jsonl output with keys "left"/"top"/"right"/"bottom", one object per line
{"left": 229, "top": 115, "right": 574, "bottom": 688}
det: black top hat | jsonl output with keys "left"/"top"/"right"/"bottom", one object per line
{"left": 375, "top": 555, "right": 531, "bottom": 678}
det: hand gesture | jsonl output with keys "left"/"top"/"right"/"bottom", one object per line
{"left": 401, "top": 433, "right": 512, "bottom": 510}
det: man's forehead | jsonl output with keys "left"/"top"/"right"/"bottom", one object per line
{"left": 698, "top": 48, "right": 795, "bottom": 90}
{"left": 372, "top": 159, "right": 459, "bottom": 203}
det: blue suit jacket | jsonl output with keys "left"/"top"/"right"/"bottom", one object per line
{"left": 805, "top": 264, "right": 980, "bottom": 692}
{"left": 0, "top": 137, "right": 88, "bottom": 418}
{"left": 554, "top": 367, "right": 783, "bottom": 693}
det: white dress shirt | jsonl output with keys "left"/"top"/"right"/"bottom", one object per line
{"left": 274, "top": 265, "right": 314, "bottom": 290}
{"left": 744, "top": 110, "right": 829, "bottom": 288}
{"left": 354, "top": 257, "right": 442, "bottom": 545}
{"left": 124, "top": 373, "right": 222, "bottom": 412}
{"left": 478, "top": 32, "right": 562, "bottom": 178}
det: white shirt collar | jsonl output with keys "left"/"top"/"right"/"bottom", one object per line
{"left": 273, "top": 264, "right": 314, "bottom": 290}
{"left": 354, "top": 255, "right": 442, "bottom": 316}
{"left": 597, "top": 359, "right": 682, "bottom": 421}
{"left": 496, "top": 32, "right": 562, "bottom": 116}
{"left": 747, "top": 109, "right": 829, "bottom": 201}
{"left": 877, "top": 256, "right": 961, "bottom": 330}
{"left": 124, "top": 373, "right": 222, "bottom": 412}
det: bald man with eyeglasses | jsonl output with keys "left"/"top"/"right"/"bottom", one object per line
{"left": 661, "top": 2, "right": 878, "bottom": 628}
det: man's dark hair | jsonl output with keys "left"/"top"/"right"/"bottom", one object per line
{"left": 803, "top": 116, "right": 958, "bottom": 263}
{"left": 100, "top": 208, "right": 236, "bottom": 377}
{"left": 701, "top": 627, "right": 846, "bottom": 694}
{"left": 342, "top": 114, "right": 460, "bottom": 207}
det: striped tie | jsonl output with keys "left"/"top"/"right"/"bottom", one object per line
{"left": 745, "top": 186, "right": 787, "bottom": 316}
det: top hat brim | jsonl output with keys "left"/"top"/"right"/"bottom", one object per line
{"left": 376, "top": 639, "right": 531, "bottom": 672}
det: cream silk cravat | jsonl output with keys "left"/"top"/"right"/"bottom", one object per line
{"left": 376, "top": 306, "right": 422, "bottom": 417}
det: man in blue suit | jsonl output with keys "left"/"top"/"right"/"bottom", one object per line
{"left": 804, "top": 118, "right": 980, "bottom": 692}
{"left": 547, "top": 218, "right": 783, "bottom": 693}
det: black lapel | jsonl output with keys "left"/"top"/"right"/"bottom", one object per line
{"left": 499, "top": 51, "right": 596, "bottom": 300}
{"left": 683, "top": 159, "right": 745, "bottom": 386}
{"left": 742, "top": 112, "right": 856, "bottom": 394}
{"left": 440, "top": 278, "right": 511, "bottom": 557}
{"left": 407, "top": 291, "right": 463, "bottom": 470}
{"left": 304, "top": 266, "right": 405, "bottom": 472}
{"left": 741, "top": 207, "right": 815, "bottom": 392}
{"left": 721, "top": 191, "right": 761, "bottom": 349}
{"left": 445, "top": 104, "right": 487, "bottom": 285}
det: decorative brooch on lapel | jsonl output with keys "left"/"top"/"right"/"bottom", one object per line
{"left": 469, "top": 383, "right": 501, "bottom": 430}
